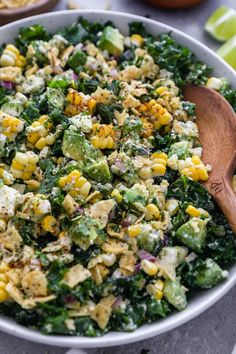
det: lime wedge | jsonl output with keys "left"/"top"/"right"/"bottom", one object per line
{"left": 205, "top": 6, "right": 236, "bottom": 42}
{"left": 217, "top": 35, "right": 236, "bottom": 69}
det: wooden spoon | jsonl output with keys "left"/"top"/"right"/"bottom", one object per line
{"left": 183, "top": 85, "right": 236, "bottom": 234}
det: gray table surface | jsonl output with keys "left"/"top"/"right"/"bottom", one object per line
{"left": 0, "top": 0, "right": 236, "bottom": 353}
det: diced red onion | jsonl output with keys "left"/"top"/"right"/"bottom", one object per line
{"left": 112, "top": 296, "right": 123, "bottom": 309}
{"left": 72, "top": 72, "right": 78, "bottom": 81}
{"left": 138, "top": 250, "right": 156, "bottom": 262}
{"left": 121, "top": 217, "right": 132, "bottom": 227}
{"left": 163, "top": 234, "right": 169, "bottom": 246}
{"left": 114, "top": 159, "right": 126, "bottom": 173}
{"left": 0, "top": 81, "right": 13, "bottom": 89}
{"left": 110, "top": 68, "right": 119, "bottom": 79}
{"left": 135, "top": 262, "right": 142, "bottom": 272}
{"left": 64, "top": 295, "right": 76, "bottom": 304}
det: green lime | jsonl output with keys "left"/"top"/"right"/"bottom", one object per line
{"left": 217, "top": 35, "right": 236, "bottom": 69}
{"left": 205, "top": 6, "right": 236, "bottom": 42}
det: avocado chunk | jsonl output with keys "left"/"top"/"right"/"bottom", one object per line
{"left": 85, "top": 157, "right": 112, "bottom": 183}
{"left": 62, "top": 130, "right": 101, "bottom": 162}
{"left": 176, "top": 217, "right": 206, "bottom": 253}
{"left": 164, "top": 279, "right": 187, "bottom": 311}
{"left": 69, "top": 215, "right": 102, "bottom": 250}
{"left": 99, "top": 26, "right": 124, "bottom": 56}
{"left": 67, "top": 50, "right": 87, "bottom": 71}
{"left": 168, "top": 141, "right": 190, "bottom": 159}
{"left": 194, "top": 258, "right": 228, "bottom": 289}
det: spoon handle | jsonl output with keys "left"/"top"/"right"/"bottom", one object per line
{"left": 206, "top": 153, "right": 236, "bottom": 235}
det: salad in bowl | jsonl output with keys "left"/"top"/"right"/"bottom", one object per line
{"left": 0, "top": 14, "right": 235, "bottom": 340}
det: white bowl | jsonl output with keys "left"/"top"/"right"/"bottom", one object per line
{"left": 0, "top": 9, "right": 236, "bottom": 349}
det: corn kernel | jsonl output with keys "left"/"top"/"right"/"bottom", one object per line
{"left": 139, "top": 166, "right": 152, "bottom": 180}
{"left": 158, "top": 112, "right": 173, "bottom": 125}
{"left": 11, "top": 160, "right": 24, "bottom": 171}
{"left": 35, "top": 137, "right": 47, "bottom": 150}
{"left": 141, "top": 259, "right": 158, "bottom": 276}
{"left": 91, "top": 136, "right": 100, "bottom": 149}
{"left": 102, "top": 254, "right": 116, "bottom": 267}
{"left": 181, "top": 167, "right": 198, "bottom": 181}
{"left": 145, "top": 203, "right": 160, "bottom": 220}
{"left": 111, "top": 189, "right": 122, "bottom": 203}
{"left": 196, "top": 166, "right": 209, "bottom": 181}
{"left": 151, "top": 152, "right": 168, "bottom": 161}
{"left": 41, "top": 215, "right": 58, "bottom": 234}
{"left": 130, "top": 34, "right": 144, "bottom": 47}
{"left": 0, "top": 289, "right": 8, "bottom": 303}
{"left": 87, "top": 98, "right": 96, "bottom": 113}
{"left": 128, "top": 225, "right": 141, "bottom": 238}
{"left": 165, "top": 199, "right": 179, "bottom": 216}
{"left": 155, "top": 86, "right": 167, "bottom": 95}
{"left": 186, "top": 205, "right": 201, "bottom": 217}
{"left": 147, "top": 280, "right": 164, "bottom": 300}
{"left": 152, "top": 163, "right": 166, "bottom": 177}
{"left": 192, "top": 155, "right": 201, "bottom": 165}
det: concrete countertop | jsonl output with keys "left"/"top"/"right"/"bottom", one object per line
{"left": 0, "top": 0, "right": 235, "bottom": 353}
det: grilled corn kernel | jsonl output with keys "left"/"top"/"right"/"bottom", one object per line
{"left": 196, "top": 166, "right": 209, "bottom": 181}
{"left": 165, "top": 199, "right": 179, "bottom": 216}
{"left": 128, "top": 225, "right": 141, "bottom": 238}
{"left": 145, "top": 204, "right": 160, "bottom": 220}
{"left": 59, "top": 170, "right": 91, "bottom": 198}
{"left": 102, "top": 254, "right": 116, "bottom": 267}
{"left": 0, "top": 44, "right": 25, "bottom": 69}
{"left": 155, "top": 86, "right": 168, "bottom": 95}
{"left": 151, "top": 152, "right": 168, "bottom": 161}
{"left": 11, "top": 151, "right": 39, "bottom": 180}
{"left": 25, "top": 179, "right": 40, "bottom": 191}
{"left": 87, "top": 98, "right": 96, "bottom": 113}
{"left": 41, "top": 215, "right": 58, "bottom": 234}
{"left": 0, "top": 111, "right": 24, "bottom": 141}
{"left": 111, "top": 189, "right": 123, "bottom": 203}
{"left": 158, "top": 112, "right": 172, "bottom": 125}
{"left": 67, "top": 88, "right": 82, "bottom": 105}
{"left": 186, "top": 205, "right": 201, "bottom": 217}
{"left": 139, "top": 166, "right": 152, "bottom": 180}
{"left": 91, "top": 124, "right": 116, "bottom": 150}
{"left": 141, "top": 259, "right": 158, "bottom": 276}
{"left": 151, "top": 163, "right": 166, "bottom": 177}
{"left": 0, "top": 289, "right": 8, "bottom": 303}
{"left": 147, "top": 280, "right": 164, "bottom": 300}
{"left": 192, "top": 155, "right": 201, "bottom": 165}
{"left": 130, "top": 34, "right": 144, "bottom": 47}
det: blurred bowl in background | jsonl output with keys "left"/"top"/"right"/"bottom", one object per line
{"left": 144, "top": 0, "right": 206, "bottom": 10}
{"left": 0, "top": 0, "right": 59, "bottom": 25}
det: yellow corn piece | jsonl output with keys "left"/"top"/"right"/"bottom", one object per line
{"left": 91, "top": 124, "right": 117, "bottom": 149}
{"left": 59, "top": 170, "right": 91, "bottom": 198}
{"left": 151, "top": 163, "right": 166, "bottom": 177}
{"left": 27, "top": 115, "right": 53, "bottom": 149}
{"left": 186, "top": 205, "right": 201, "bottom": 217}
{"left": 128, "top": 225, "right": 141, "bottom": 238}
{"left": 0, "top": 44, "right": 26, "bottom": 68}
{"left": 130, "top": 34, "right": 144, "bottom": 47}
{"left": 147, "top": 280, "right": 164, "bottom": 300}
{"left": 41, "top": 215, "right": 58, "bottom": 234}
{"left": 141, "top": 259, "right": 158, "bottom": 276}
{"left": 10, "top": 151, "right": 39, "bottom": 180}
{"left": 145, "top": 203, "right": 160, "bottom": 220}
{"left": 111, "top": 189, "right": 122, "bottom": 203}
{"left": 0, "top": 111, "right": 24, "bottom": 142}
